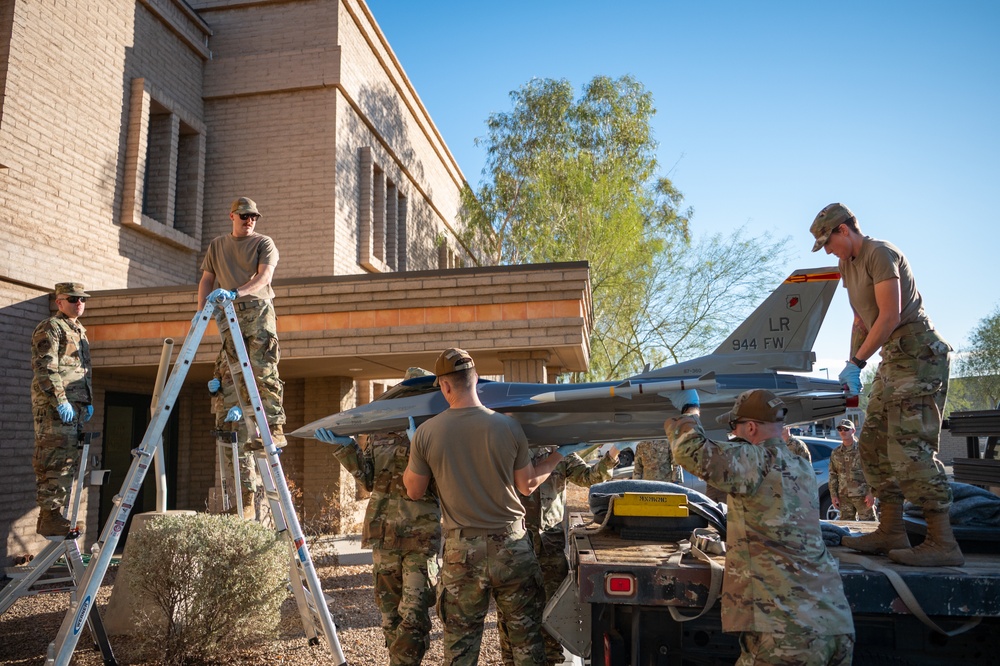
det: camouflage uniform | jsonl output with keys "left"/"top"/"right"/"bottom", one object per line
{"left": 218, "top": 301, "right": 285, "bottom": 442}
{"left": 498, "top": 450, "right": 617, "bottom": 665}
{"left": 785, "top": 435, "right": 812, "bottom": 462}
{"left": 31, "top": 311, "right": 92, "bottom": 512}
{"left": 202, "top": 218, "right": 285, "bottom": 443}
{"left": 666, "top": 416, "right": 855, "bottom": 665}
{"left": 333, "top": 432, "right": 441, "bottom": 666}
{"left": 209, "top": 350, "right": 259, "bottom": 517}
{"left": 860, "top": 328, "right": 952, "bottom": 512}
{"left": 829, "top": 440, "right": 875, "bottom": 520}
{"left": 633, "top": 438, "right": 683, "bottom": 482}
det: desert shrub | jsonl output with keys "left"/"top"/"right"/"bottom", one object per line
{"left": 127, "top": 512, "right": 288, "bottom": 664}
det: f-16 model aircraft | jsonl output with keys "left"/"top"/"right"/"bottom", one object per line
{"left": 292, "top": 267, "right": 855, "bottom": 446}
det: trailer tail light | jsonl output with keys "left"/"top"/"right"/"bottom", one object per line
{"left": 604, "top": 572, "right": 636, "bottom": 597}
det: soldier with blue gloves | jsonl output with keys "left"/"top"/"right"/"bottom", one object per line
{"left": 31, "top": 282, "right": 94, "bottom": 537}
{"left": 198, "top": 196, "right": 286, "bottom": 449}
{"left": 810, "top": 203, "right": 960, "bottom": 567}
{"left": 313, "top": 368, "right": 442, "bottom": 666}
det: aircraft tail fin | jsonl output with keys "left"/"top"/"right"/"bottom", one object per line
{"left": 709, "top": 267, "right": 841, "bottom": 372}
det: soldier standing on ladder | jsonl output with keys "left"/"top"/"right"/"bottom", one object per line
{"left": 198, "top": 196, "right": 287, "bottom": 451}
{"left": 31, "top": 282, "right": 94, "bottom": 537}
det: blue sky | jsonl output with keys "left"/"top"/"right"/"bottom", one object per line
{"left": 369, "top": 1, "right": 998, "bottom": 376}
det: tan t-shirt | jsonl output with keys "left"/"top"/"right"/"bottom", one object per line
{"left": 409, "top": 405, "right": 530, "bottom": 531}
{"left": 841, "top": 236, "right": 929, "bottom": 333}
{"left": 202, "top": 233, "right": 278, "bottom": 301}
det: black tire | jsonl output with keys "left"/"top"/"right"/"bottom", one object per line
{"left": 819, "top": 490, "right": 839, "bottom": 520}
{"left": 616, "top": 448, "right": 635, "bottom": 468}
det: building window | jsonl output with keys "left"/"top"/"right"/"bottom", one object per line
{"left": 438, "top": 243, "right": 463, "bottom": 269}
{"left": 359, "top": 147, "right": 407, "bottom": 273}
{"left": 120, "top": 78, "right": 205, "bottom": 251}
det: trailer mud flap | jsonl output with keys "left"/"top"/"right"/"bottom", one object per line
{"left": 544, "top": 573, "right": 591, "bottom": 658}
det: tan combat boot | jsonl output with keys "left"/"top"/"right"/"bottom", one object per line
{"left": 888, "top": 510, "right": 964, "bottom": 567}
{"left": 241, "top": 489, "right": 257, "bottom": 521}
{"left": 36, "top": 508, "right": 71, "bottom": 537}
{"left": 840, "top": 501, "right": 910, "bottom": 554}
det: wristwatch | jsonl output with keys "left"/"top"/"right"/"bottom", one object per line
{"left": 850, "top": 356, "right": 866, "bottom": 369}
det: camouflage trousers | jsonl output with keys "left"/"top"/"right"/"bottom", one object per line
{"left": 737, "top": 631, "right": 854, "bottom": 666}
{"left": 220, "top": 300, "right": 285, "bottom": 428}
{"left": 499, "top": 529, "right": 568, "bottom": 665}
{"left": 860, "top": 329, "right": 952, "bottom": 512}
{"left": 372, "top": 547, "right": 439, "bottom": 666}
{"left": 838, "top": 496, "right": 875, "bottom": 521}
{"left": 439, "top": 527, "right": 546, "bottom": 665}
{"left": 33, "top": 405, "right": 84, "bottom": 511}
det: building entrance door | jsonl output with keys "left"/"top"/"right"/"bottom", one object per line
{"left": 99, "top": 392, "right": 178, "bottom": 548}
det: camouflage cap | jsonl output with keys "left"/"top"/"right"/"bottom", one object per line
{"left": 838, "top": 418, "right": 856, "bottom": 430}
{"left": 715, "top": 389, "right": 787, "bottom": 427}
{"left": 809, "top": 203, "right": 854, "bottom": 252}
{"left": 433, "top": 347, "right": 475, "bottom": 386}
{"left": 404, "top": 367, "right": 434, "bottom": 380}
{"left": 230, "top": 197, "right": 261, "bottom": 216}
{"left": 54, "top": 282, "right": 90, "bottom": 297}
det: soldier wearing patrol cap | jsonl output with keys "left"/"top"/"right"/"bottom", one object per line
{"left": 314, "top": 367, "right": 442, "bottom": 666}
{"left": 31, "top": 282, "right": 94, "bottom": 536}
{"left": 829, "top": 418, "right": 875, "bottom": 521}
{"left": 664, "top": 388, "right": 855, "bottom": 665}
{"left": 810, "top": 203, "right": 960, "bottom": 566}
{"left": 198, "top": 196, "right": 286, "bottom": 454}
{"left": 403, "top": 348, "right": 575, "bottom": 665}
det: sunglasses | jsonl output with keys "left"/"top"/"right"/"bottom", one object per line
{"left": 61, "top": 296, "right": 87, "bottom": 304}
{"left": 728, "top": 419, "right": 758, "bottom": 431}
{"left": 238, "top": 213, "right": 259, "bottom": 221}
{"left": 837, "top": 426, "right": 851, "bottom": 432}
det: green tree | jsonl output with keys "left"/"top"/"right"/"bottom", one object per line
{"left": 956, "top": 305, "right": 1000, "bottom": 409}
{"left": 461, "top": 75, "right": 788, "bottom": 379}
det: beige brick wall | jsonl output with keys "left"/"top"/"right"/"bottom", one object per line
{"left": 0, "top": 0, "right": 208, "bottom": 291}
{"left": 0, "top": 284, "right": 50, "bottom": 562}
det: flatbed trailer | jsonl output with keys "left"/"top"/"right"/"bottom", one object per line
{"left": 552, "top": 513, "right": 1000, "bottom": 665}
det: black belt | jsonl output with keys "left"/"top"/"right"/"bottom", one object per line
{"left": 235, "top": 299, "right": 267, "bottom": 311}
{"left": 448, "top": 519, "right": 524, "bottom": 539}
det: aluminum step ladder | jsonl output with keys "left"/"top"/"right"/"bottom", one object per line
{"left": 1, "top": 433, "right": 117, "bottom": 665}
{"left": 44, "top": 297, "right": 346, "bottom": 666}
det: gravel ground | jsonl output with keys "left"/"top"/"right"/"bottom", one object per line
{"left": 1, "top": 485, "right": 593, "bottom": 665}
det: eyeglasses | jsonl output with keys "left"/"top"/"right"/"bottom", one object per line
{"left": 238, "top": 213, "right": 259, "bottom": 221}
{"left": 836, "top": 426, "right": 851, "bottom": 432}
{"left": 728, "top": 419, "right": 759, "bottom": 431}
{"left": 60, "top": 296, "right": 87, "bottom": 304}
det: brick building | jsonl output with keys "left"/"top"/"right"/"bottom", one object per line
{"left": 0, "top": 0, "right": 592, "bottom": 562}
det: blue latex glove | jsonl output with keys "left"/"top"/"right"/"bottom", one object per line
{"left": 666, "top": 389, "right": 700, "bottom": 413}
{"left": 405, "top": 416, "right": 417, "bottom": 442}
{"left": 56, "top": 402, "right": 75, "bottom": 424}
{"left": 839, "top": 362, "right": 862, "bottom": 397}
{"left": 315, "top": 428, "right": 355, "bottom": 446}
{"left": 83, "top": 405, "right": 94, "bottom": 423}
{"left": 556, "top": 442, "right": 593, "bottom": 457}
{"left": 224, "top": 405, "right": 243, "bottom": 423}
{"left": 208, "top": 378, "right": 221, "bottom": 393}
{"left": 207, "top": 288, "right": 238, "bottom": 304}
